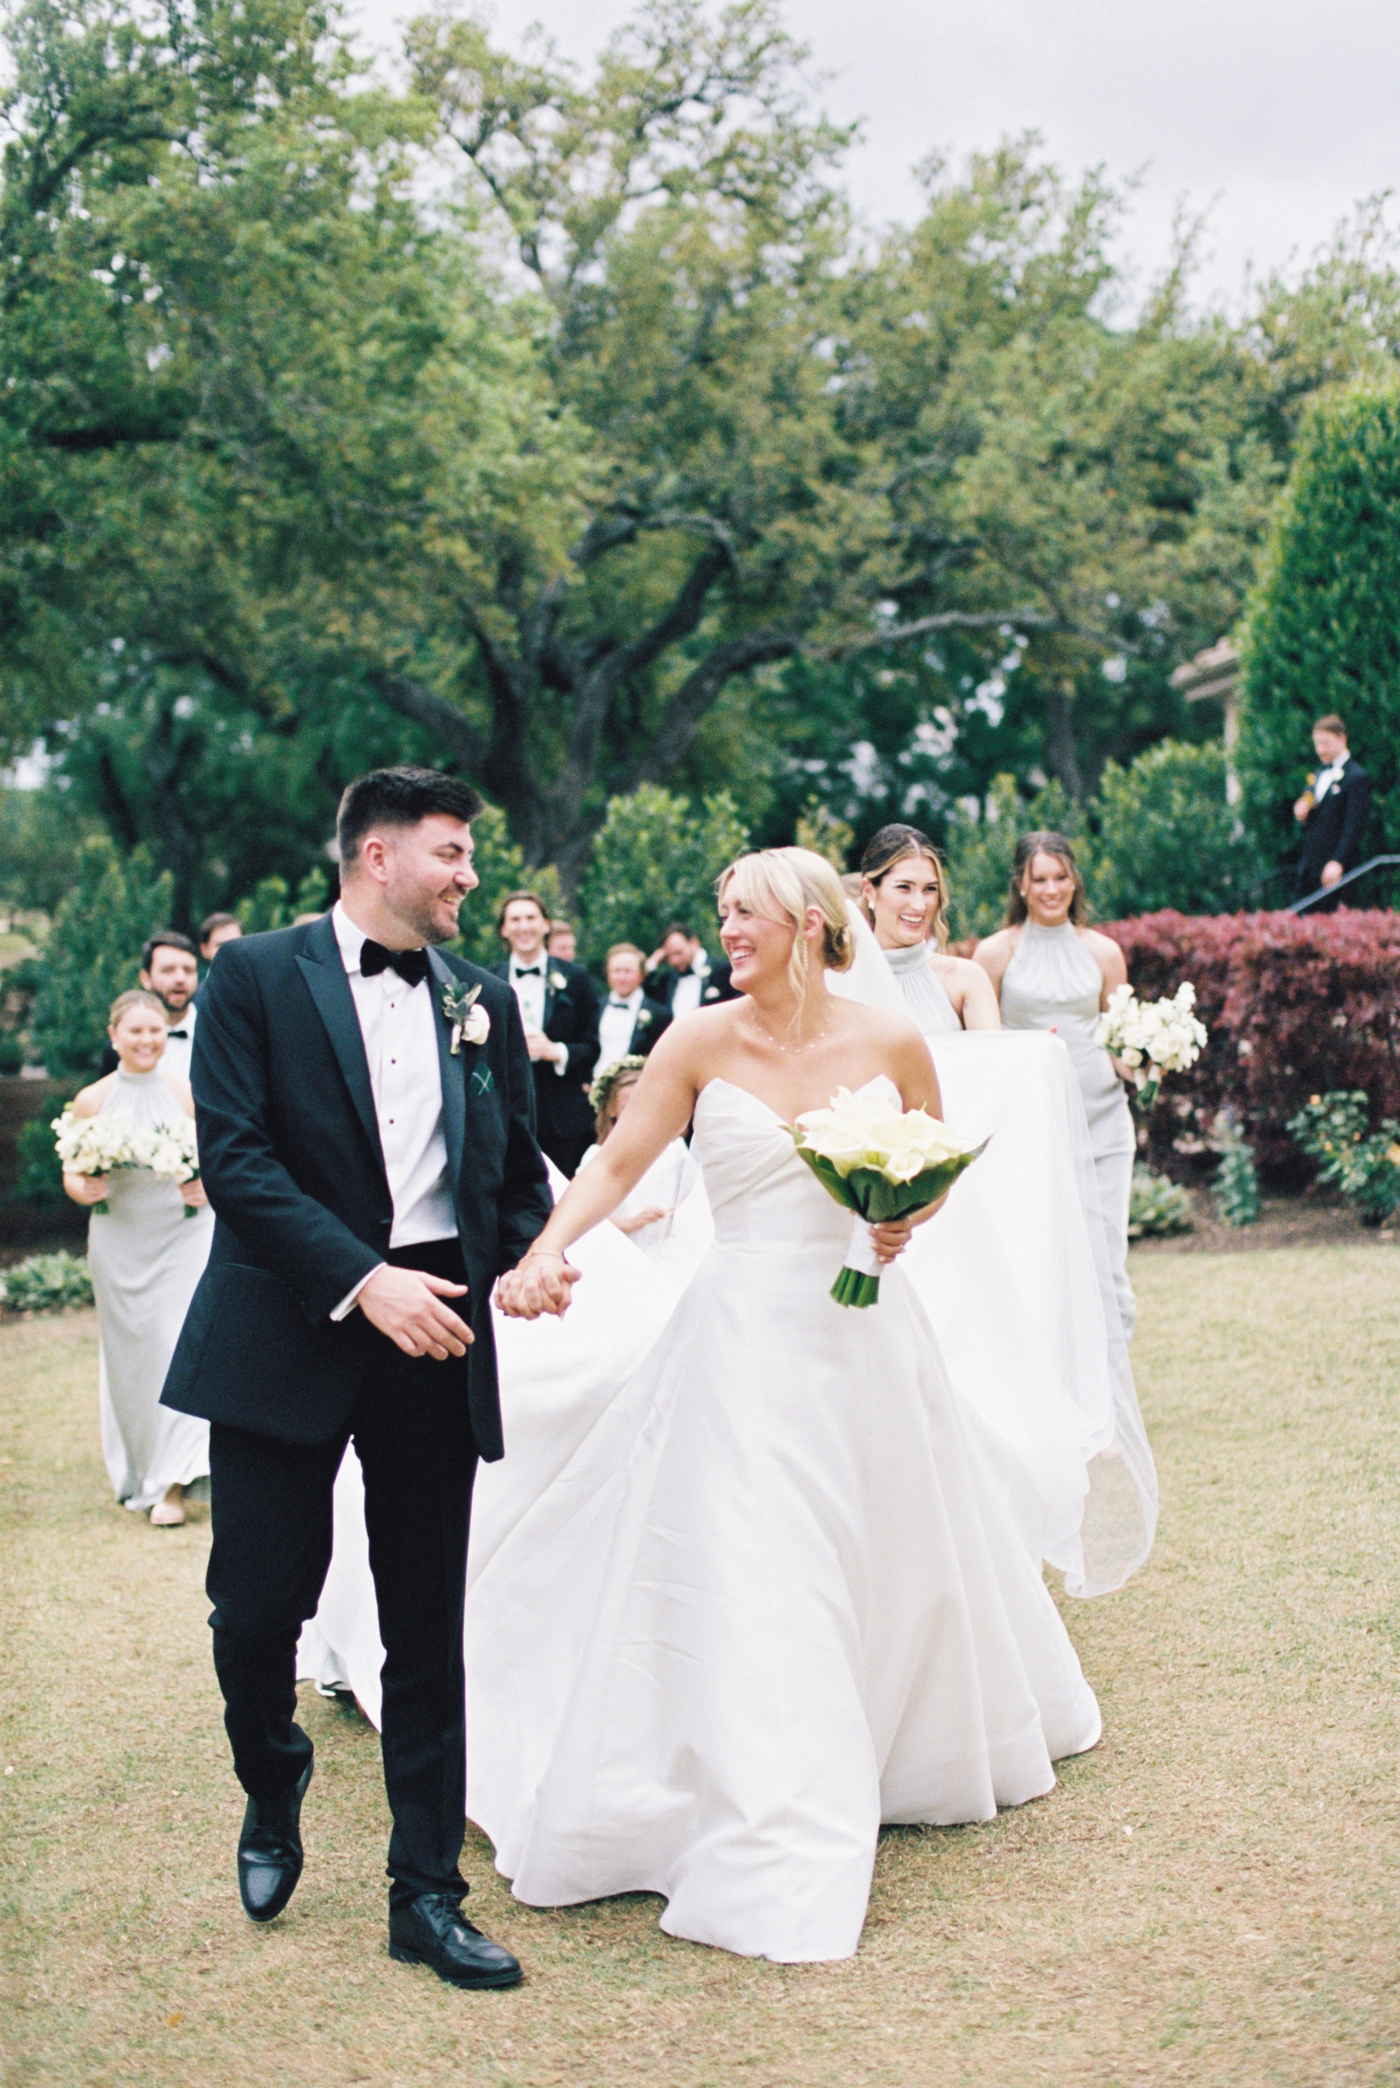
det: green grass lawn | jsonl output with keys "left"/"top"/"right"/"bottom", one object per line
{"left": 3, "top": 1247, "right": 1399, "bottom": 2087}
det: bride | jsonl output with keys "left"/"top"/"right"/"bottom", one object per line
{"left": 482, "top": 847, "right": 1102, "bottom": 1964}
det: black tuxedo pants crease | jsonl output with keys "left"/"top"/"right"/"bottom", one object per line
{"left": 206, "top": 1238, "right": 478, "bottom": 1908}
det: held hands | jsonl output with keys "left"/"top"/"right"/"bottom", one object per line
{"left": 495, "top": 1250, "right": 581, "bottom": 1320}
{"left": 357, "top": 1264, "right": 474, "bottom": 1360}
{"left": 63, "top": 1172, "right": 107, "bottom": 1207}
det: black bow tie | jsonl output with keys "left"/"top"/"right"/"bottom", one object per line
{"left": 608, "top": 996, "right": 634, "bottom": 1008}
{"left": 167, "top": 1028, "right": 189, "bottom": 1039}
{"left": 360, "top": 941, "right": 429, "bottom": 987}
{"left": 515, "top": 964, "right": 544, "bottom": 978}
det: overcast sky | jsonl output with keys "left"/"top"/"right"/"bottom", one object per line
{"left": 348, "top": 0, "right": 1400, "bottom": 311}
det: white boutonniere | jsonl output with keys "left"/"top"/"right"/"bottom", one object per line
{"left": 442, "top": 980, "right": 489, "bottom": 1054}
{"left": 548, "top": 970, "right": 567, "bottom": 993}
{"left": 636, "top": 1008, "right": 652, "bottom": 1029}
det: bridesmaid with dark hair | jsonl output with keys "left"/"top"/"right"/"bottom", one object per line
{"left": 858, "top": 824, "right": 1000, "bottom": 1032}
{"left": 973, "top": 832, "right": 1135, "bottom": 1333}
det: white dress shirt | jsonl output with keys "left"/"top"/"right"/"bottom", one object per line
{"left": 598, "top": 987, "right": 643, "bottom": 1073}
{"left": 1312, "top": 758, "right": 1346, "bottom": 805}
{"left": 671, "top": 956, "right": 710, "bottom": 1019}
{"left": 333, "top": 902, "right": 454, "bottom": 1250}
{"left": 508, "top": 953, "right": 567, "bottom": 1073}
{"left": 160, "top": 1004, "right": 195, "bottom": 1082}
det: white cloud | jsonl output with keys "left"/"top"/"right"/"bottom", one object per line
{"left": 347, "top": 0, "right": 1400, "bottom": 308}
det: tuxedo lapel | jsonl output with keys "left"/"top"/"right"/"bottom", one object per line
{"left": 426, "top": 949, "right": 467, "bottom": 1206}
{"left": 294, "top": 916, "right": 384, "bottom": 1169}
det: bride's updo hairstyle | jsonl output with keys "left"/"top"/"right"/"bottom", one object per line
{"left": 1005, "top": 831, "right": 1089, "bottom": 927}
{"left": 718, "top": 847, "right": 854, "bottom": 1007}
{"left": 859, "top": 823, "right": 950, "bottom": 948}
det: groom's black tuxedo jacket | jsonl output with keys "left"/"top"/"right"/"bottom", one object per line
{"left": 161, "top": 914, "right": 551, "bottom": 1461}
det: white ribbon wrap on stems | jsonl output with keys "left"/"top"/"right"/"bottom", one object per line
{"left": 844, "top": 1215, "right": 883, "bottom": 1280}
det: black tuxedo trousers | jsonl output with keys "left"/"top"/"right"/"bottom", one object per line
{"left": 205, "top": 1239, "right": 477, "bottom": 1909}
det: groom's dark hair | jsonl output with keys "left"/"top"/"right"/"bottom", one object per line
{"left": 336, "top": 767, "right": 484, "bottom": 873}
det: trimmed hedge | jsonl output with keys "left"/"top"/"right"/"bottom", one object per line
{"left": 1100, "top": 909, "right": 1400, "bottom": 1177}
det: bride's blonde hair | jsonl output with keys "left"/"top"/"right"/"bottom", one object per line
{"left": 718, "top": 847, "right": 854, "bottom": 1010}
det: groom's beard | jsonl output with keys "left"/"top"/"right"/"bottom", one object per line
{"left": 393, "top": 888, "right": 464, "bottom": 947}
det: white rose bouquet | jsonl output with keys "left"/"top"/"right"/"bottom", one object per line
{"left": 1095, "top": 982, "right": 1208, "bottom": 1110}
{"left": 52, "top": 1110, "right": 202, "bottom": 1216}
{"left": 791, "top": 1087, "right": 987, "bottom": 1307}
{"left": 52, "top": 1112, "right": 138, "bottom": 1216}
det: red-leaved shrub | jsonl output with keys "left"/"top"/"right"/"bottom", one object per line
{"left": 1099, "top": 910, "right": 1400, "bottom": 1177}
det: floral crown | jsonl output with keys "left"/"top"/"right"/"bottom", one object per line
{"left": 588, "top": 1054, "right": 647, "bottom": 1115}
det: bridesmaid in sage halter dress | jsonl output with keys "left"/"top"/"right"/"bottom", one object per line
{"left": 63, "top": 990, "right": 212, "bottom": 1524}
{"left": 975, "top": 831, "right": 1136, "bottom": 1338}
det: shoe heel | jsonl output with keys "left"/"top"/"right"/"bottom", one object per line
{"left": 388, "top": 1942, "right": 426, "bottom": 1966}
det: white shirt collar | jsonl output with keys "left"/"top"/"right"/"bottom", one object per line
{"left": 609, "top": 986, "right": 644, "bottom": 1009}
{"left": 333, "top": 900, "right": 371, "bottom": 976}
{"left": 509, "top": 950, "right": 550, "bottom": 977}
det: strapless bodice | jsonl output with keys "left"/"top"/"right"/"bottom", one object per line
{"left": 691, "top": 1075, "right": 899, "bottom": 1253}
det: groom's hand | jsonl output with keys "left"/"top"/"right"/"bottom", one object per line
{"left": 357, "top": 1266, "right": 473, "bottom": 1360}
{"left": 495, "top": 1251, "right": 580, "bottom": 1319}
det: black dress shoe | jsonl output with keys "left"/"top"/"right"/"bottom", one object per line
{"left": 388, "top": 1894, "right": 523, "bottom": 1989}
{"left": 237, "top": 1761, "right": 312, "bottom": 1923}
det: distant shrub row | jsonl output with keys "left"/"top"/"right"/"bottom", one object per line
{"left": 1103, "top": 909, "right": 1400, "bottom": 1179}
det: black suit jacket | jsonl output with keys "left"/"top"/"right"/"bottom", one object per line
{"left": 619, "top": 992, "right": 672, "bottom": 1058}
{"left": 490, "top": 957, "right": 599, "bottom": 1166}
{"left": 1299, "top": 758, "right": 1372, "bottom": 884}
{"left": 643, "top": 955, "right": 737, "bottom": 1012}
{"left": 161, "top": 915, "right": 551, "bottom": 1460}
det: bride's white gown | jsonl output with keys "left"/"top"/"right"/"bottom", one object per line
{"left": 461, "top": 1076, "right": 1100, "bottom": 1962}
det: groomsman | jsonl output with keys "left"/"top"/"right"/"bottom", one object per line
{"left": 644, "top": 923, "right": 737, "bottom": 1016}
{"left": 199, "top": 913, "right": 244, "bottom": 964}
{"left": 492, "top": 892, "right": 599, "bottom": 1177}
{"left": 1293, "top": 714, "right": 1372, "bottom": 905}
{"left": 99, "top": 930, "right": 201, "bottom": 1078}
{"left": 596, "top": 944, "right": 671, "bottom": 1074}
{"left": 546, "top": 921, "right": 577, "bottom": 964}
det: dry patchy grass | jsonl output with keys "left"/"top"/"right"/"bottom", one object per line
{"left": 3, "top": 1249, "right": 1400, "bottom": 2087}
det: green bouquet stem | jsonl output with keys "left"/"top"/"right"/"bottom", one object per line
{"left": 830, "top": 1265, "right": 881, "bottom": 1309}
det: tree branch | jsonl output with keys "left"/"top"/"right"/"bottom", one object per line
{"left": 813, "top": 609, "right": 1054, "bottom": 661}
{"left": 368, "top": 669, "right": 489, "bottom": 773}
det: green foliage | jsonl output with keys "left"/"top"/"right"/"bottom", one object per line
{"left": 1128, "top": 1166, "right": 1194, "bottom": 1238}
{"left": 1, "top": 1250, "right": 93, "bottom": 1312}
{"left": 1240, "top": 384, "right": 1400, "bottom": 863}
{"left": 794, "top": 800, "right": 855, "bottom": 871}
{"left": 942, "top": 776, "right": 1087, "bottom": 941}
{"left": 12, "top": 1099, "right": 73, "bottom": 1208}
{"left": 1286, "top": 1091, "right": 1400, "bottom": 1225}
{"left": 1213, "top": 1139, "right": 1261, "bottom": 1227}
{"left": 236, "top": 866, "right": 331, "bottom": 935}
{"left": 0, "top": 789, "right": 99, "bottom": 916}
{"left": 576, "top": 787, "right": 748, "bottom": 964}
{"left": 29, "top": 838, "right": 173, "bottom": 1080}
{"left": 1092, "top": 742, "right": 1262, "bottom": 918}
{"left": 452, "top": 805, "right": 562, "bottom": 972}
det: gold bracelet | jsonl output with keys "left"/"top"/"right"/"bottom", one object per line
{"left": 521, "top": 1247, "right": 566, "bottom": 1262}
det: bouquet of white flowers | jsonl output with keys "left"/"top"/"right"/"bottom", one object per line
{"left": 1095, "top": 982, "right": 1208, "bottom": 1110}
{"left": 52, "top": 1110, "right": 202, "bottom": 1215}
{"left": 791, "top": 1086, "right": 987, "bottom": 1307}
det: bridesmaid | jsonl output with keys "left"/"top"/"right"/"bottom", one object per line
{"left": 973, "top": 832, "right": 1136, "bottom": 1334}
{"left": 858, "top": 824, "right": 1000, "bottom": 1032}
{"left": 63, "top": 989, "right": 213, "bottom": 1525}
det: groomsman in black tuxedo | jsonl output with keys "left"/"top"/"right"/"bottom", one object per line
{"left": 99, "top": 930, "right": 201, "bottom": 1079}
{"left": 1293, "top": 714, "right": 1372, "bottom": 906}
{"left": 163, "top": 768, "right": 553, "bottom": 1989}
{"left": 492, "top": 891, "right": 600, "bottom": 1177}
{"left": 644, "top": 922, "right": 737, "bottom": 1016}
{"left": 596, "top": 943, "right": 671, "bottom": 1073}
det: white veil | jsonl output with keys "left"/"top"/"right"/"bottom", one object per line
{"left": 829, "top": 902, "right": 1157, "bottom": 1597}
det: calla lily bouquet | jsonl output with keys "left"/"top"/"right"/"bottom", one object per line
{"left": 791, "top": 1087, "right": 987, "bottom": 1307}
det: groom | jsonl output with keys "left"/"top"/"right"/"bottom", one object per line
{"left": 162, "top": 767, "right": 553, "bottom": 1988}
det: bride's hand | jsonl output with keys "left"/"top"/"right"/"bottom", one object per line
{"left": 496, "top": 1250, "right": 580, "bottom": 1319}
{"left": 869, "top": 1195, "right": 949, "bottom": 1265}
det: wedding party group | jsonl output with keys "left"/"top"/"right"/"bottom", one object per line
{"left": 61, "top": 763, "right": 1181, "bottom": 1984}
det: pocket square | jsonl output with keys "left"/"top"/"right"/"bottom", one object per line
{"left": 470, "top": 1065, "right": 495, "bottom": 1096}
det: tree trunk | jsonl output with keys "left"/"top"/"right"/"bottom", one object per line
{"left": 1043, "top": 681, "right": 1085, "bottom": 801}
